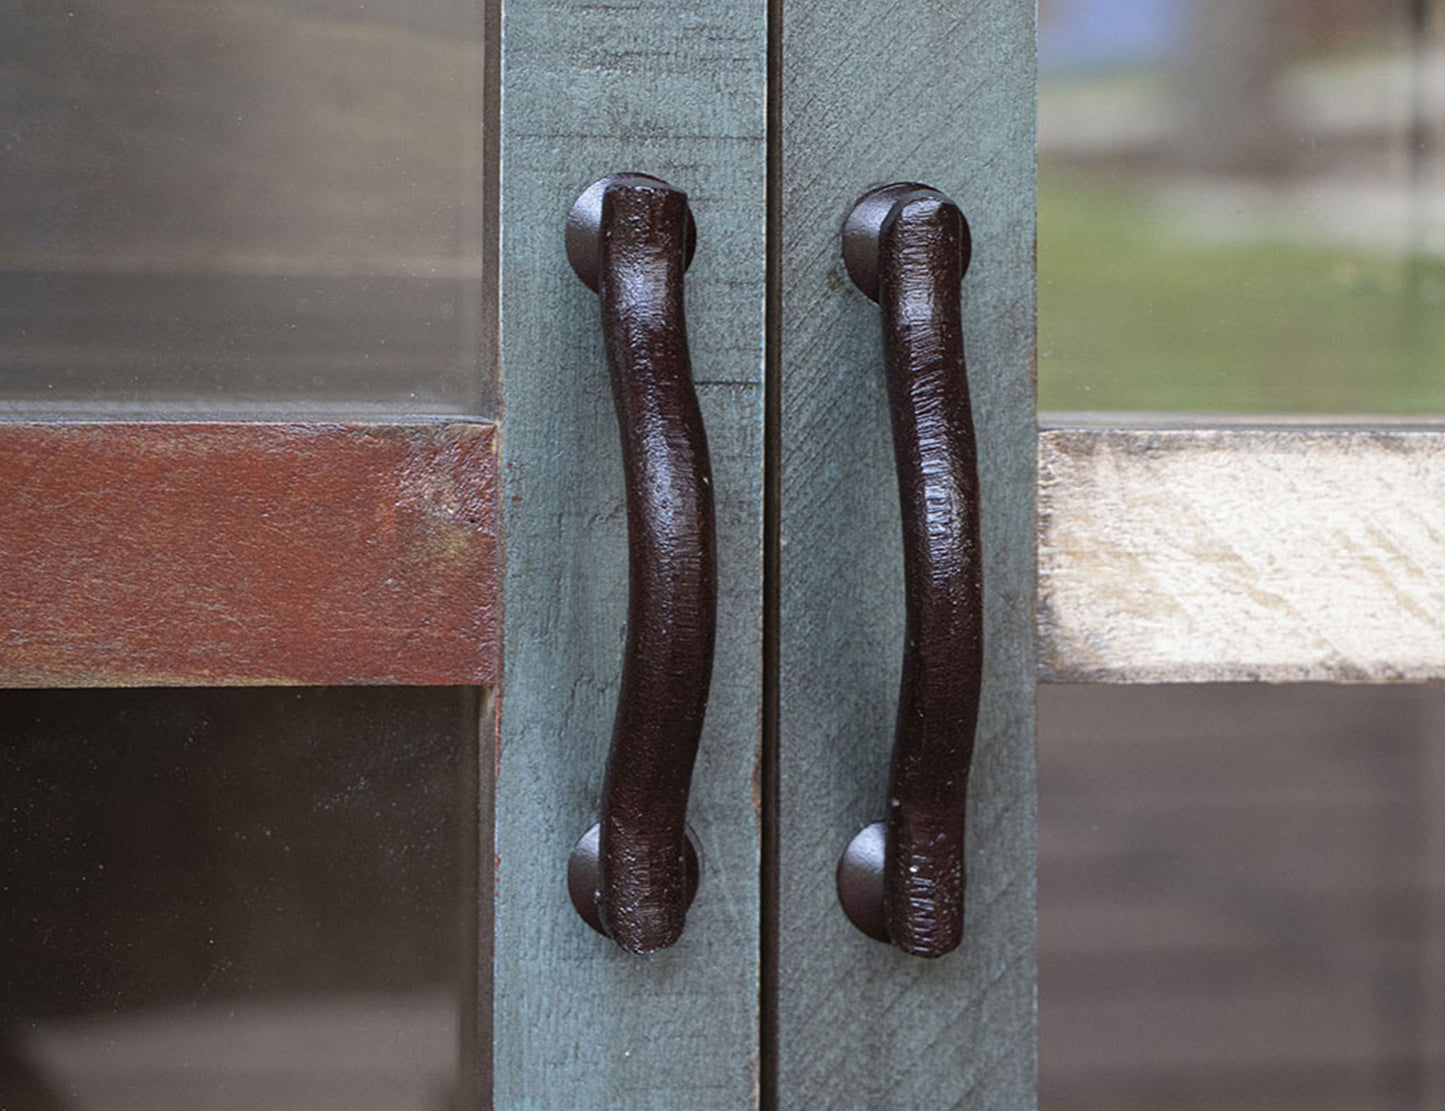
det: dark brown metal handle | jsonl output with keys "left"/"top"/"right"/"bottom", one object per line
{"left": 836, "top": 183, "right": 981, "bottom": 958}
{"left": 564, "top": 174, "right": 714, "bottom": 954}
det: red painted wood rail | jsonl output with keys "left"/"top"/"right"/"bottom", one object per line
{"left": 0, "top": 422, "right": 498, "bottom": 687}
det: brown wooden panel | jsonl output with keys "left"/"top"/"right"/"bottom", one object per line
{"left": 0, "top": 422, "right": 497, "bottom": 687}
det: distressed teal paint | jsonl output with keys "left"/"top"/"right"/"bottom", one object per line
{"left": 495, "top": 0, "right": 765, "bottom": 1105}
{"left": 777, "top": 0, "right": 1038, "bottom": 1106}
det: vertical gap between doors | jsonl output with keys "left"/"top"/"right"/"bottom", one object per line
{"left": 759, "top": 0, "right": 783, "bottom": 1104}
{"left": 477, "top": 0, "right": 501, "bottom": 1102}
{"left": 482, "top": 0, "right": 503, "bottom": 414}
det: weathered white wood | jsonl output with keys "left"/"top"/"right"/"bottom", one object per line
{"left": 778, "top": 1, "right": 1037, "bottom": 1106}
{"left": 494, "top": 1, "right": 765, "bottom": 1107}
{"left": 1039, "top": 424, "right": 1445, "bottom": 683}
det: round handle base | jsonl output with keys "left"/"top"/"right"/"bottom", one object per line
{"left": 568, "top": 823, "right": 702, "bottom": 940}
{"left": 841, "top": 182, "right": 972, "bottom": 302}
{"left": 836, "top": 821, "right": 890, "bottom": 943}
{"left": 566, "top": 173, "right": 698, "bottom": 292}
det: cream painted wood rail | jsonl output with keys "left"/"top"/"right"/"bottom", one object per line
{"left": 1039, "top": 417, "right": 1445, "bottom": 684}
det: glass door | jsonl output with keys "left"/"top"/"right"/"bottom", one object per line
{"left": 1, "top": 4, "right": 494, "bottom": 1106}
{"left": 1037, "top": 3, "right": 1445, "bottom": 1106}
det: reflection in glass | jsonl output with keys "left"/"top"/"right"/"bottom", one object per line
{"left": 1040, "top": 685, "right": 1445, "bottom": 1110}
{"left": 1039, "top": 0, "right": 1445, "bottom": 412}
{"left": 0, "top": 688, "right": 478, "bottom": 1111}
{"left": 0, "top": 1, "right": 488, "bottom": 417}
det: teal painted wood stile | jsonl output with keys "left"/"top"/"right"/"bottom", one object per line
{"left": 777, "top": 2, "right": 1037, "bottom": 1106}
{"left": 495, "top": 0, "right": 768, "bottom": 1107}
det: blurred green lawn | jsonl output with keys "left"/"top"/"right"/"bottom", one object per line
{"left": 1037, "top": 172, "right": 1445, "bottom": 413}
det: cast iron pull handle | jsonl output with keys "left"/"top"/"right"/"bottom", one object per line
{"left": 835, "top": 183, "right": 982, "bottom": 959}
{"left": 564, "top": 174, "right": 713, "bottom": 954}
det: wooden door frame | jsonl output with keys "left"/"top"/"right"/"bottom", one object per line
{"left": 8, "top": 1, "right": 1443, "bottom": 1108}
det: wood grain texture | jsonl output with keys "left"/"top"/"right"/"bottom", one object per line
{"left": 778, "top": 0, "right": 1037, "bottom": 1106}
{"left": 494, "top": 1, "right": 765, "bottom": 1106}
{"left": 0, "top": 422, "right": 497, "bottom": 686}
{"left": 1039, "top": 425, "right": 1445, "bottom": 683}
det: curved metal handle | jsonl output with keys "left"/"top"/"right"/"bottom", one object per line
{"left": 836, "top": 183, "right": 981, "bottom": 959}
{"left": 564, "top": 174, "right": 714, "bottom": 954}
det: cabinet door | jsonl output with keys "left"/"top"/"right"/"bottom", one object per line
{"left": 0, "top": 1, "right": 1032, "bottom": 1107}
{"left": 493, "top": 3, "right": 767, "bottom": 1109}
{"left": 496, "top": 0, "right": 1035, "bottom": 1108}
{"left": 0, "top": 4, "right": 496, "bottom": 1108}
{"left": 774, "top": 3, "right": 1037, "bottom": 1109}
{"left": 497, "top": 4, "right": 1433, "bottom": 1103}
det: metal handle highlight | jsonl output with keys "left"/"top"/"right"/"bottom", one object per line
{"left": 836, "top": 183, "right": 982, "bottom": 958}
{"left": 565, "top": 174, "right": 714, "bottom": 954}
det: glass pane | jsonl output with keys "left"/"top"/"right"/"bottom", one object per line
{"left": 1039, "top": 0, "right": 1445, "bottom": 412}
{"left": 0, "top": 1, "right": 489, "bottom": 418}
{"left": 1040, "top": 685, "right": 1445, "bottom": 1110}
{"left": 0, "top": 687, "right": 480, "bottom": 1111}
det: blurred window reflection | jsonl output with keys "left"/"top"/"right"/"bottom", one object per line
{"left": 1040, "top": 685, "right": 1445, "bottom": 1110}
{"left": 0, "top": 1, "right": 488, "bottom": 416}
{"left": 0, "top": 688, "right": 477, "bottom": 1111}
{"left": 1039, "top": 0, "right": 1445, "bottom": 412}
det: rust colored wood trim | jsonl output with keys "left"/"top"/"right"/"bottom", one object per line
{"left": 0, "top": 421, "right": 498, "bottom": 687}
